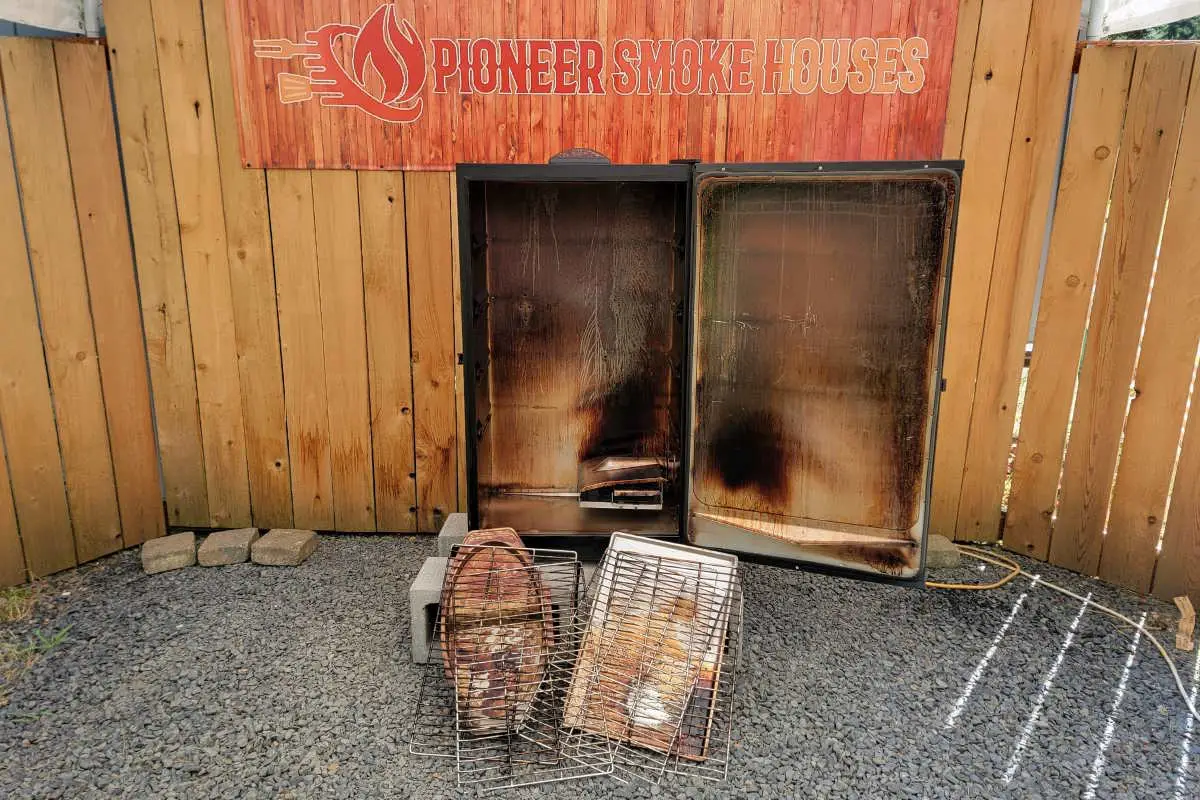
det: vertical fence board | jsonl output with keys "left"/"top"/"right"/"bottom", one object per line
{"left": 928, "top": 0, "right": 1034, "bottom": 540}
{"left": 360, "top": 172, "right": 418, "bottom": 532}
{"left": 0, "top": 75, "right": 74, "bottom": 578}
{"left": 151, "top": 0, "right": 251, "bottom": 528}
{"left": 1051, "top": 45, "right": 1195, "bottom": 575}
{"left": 1005, "top": 46, "right": 1136, "bottom": 561}
{"left": 0, "top": 443, "right": 23, "bottom": 586}
{"left": 312, "top": 171, "right": 376, "bottom": 532}
{"left": 202, "top": 0, "right": 293, "bottom": 528}
{"left": 105, "top": 0, "right": 209, "bottom": 526}
{"left": 1, "top": 38, "right": 122, "bottom": 563}
{"left": 268, "top": 170, "right": 335, "bottom": 530}
{"left": 942, "top": 0, "right": 984, "bottom": 158}
{"left": 954, "top": 0, "right": 1081, "bottom": 542}
{"left": 1156, "top": 386, "right": 1200, "bottom": 600}
{"left": 56, "top": 41, "right": 164, "bottom": 548}
{"left": 1100, "top": 52, "right": 1200, "bottom": 592}
{"left": 405, "top": 172, "right": 459, "bottom": 532}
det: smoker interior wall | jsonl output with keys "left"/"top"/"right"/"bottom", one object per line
{"left": 691, "top": 175, "right": 952, "bottom": 554}
{"left": 472, "top": 181, "right": 685, "bottom": 533}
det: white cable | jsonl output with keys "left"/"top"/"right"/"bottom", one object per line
{"left": 956, "top": 545, "right": 1200, "bottom": 726}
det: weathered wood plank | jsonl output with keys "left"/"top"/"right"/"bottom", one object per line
{"left": 1004, "top": 46, "right": 1136, "bottom": 561}
{"left": 928, "top": 0, "right": 1034, "bottom": 540}
{"left": 360, "top": 172, "right": 418, "bottom": 532}
{"left": 105, "top": 0, "right": 209, "bottom": 526}
{"left": 942, "top": 0, "right": 984, "bottom": 158}
{"left": 312, "top": 171, "right": 376, "bottom": 532}
{"left": 954, "top": 0, "right": 1081, "bottom": 542}
{"left": 55, "top": 40, "right": 165, "bottom": 548}
{"left": 267, "top": 170, "right": 335, "bottom": 530}
{"left": 1102, "top": 51, "right": 1200, "bottom": 593}
{"left": 2, "top": 38, "right": 122, "bottom": 564}
{"left": 151, "top": 0, "right": 252, "bottom": 528}
{"left": 1155, "top": 372, "right": 1200, "bottom": 601}
{"left": 405, "top": 171, "right": 459, "bottom": 532}
{"left": 0, "top": 442, "right": 23, "bottom": 586}
{"left": 0, "top": 79, "right": 73, "bottom": 579}
{"left": 202, "top": 0, "right": 294, "bottom": 529}
{"left": 1050, "top": 45, "right": 1195, "bottom": 575}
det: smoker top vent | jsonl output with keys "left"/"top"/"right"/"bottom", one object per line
{"left": 548, "top": 147, "right": 611, "bottom": 164}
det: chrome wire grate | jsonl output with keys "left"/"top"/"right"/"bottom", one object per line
{"left": 408, "top": 536, "right": 741, "bottom": 791}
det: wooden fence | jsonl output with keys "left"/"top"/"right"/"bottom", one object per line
{"left": 100, "top": 0, "right": 466, "bottom": 538}
{"left": 3, "top": 0, "right": 1200, "bottom": 602}
{"left": 1005, "top": 42, "right": 1200, "bottom": 601}
{"left": 0, "top": 37, "right": 162, "bottom": 587}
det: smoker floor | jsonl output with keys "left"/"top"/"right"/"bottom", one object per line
{"left": 0, "top": 535, "right": 1196, "bottom": 799}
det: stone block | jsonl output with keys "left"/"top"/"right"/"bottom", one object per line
{"left": 251, "top": 529, "right": 317, "bottom": 566}
{"left": 436, "top": 512, "right": 469, "bottom": 557}
{"left": 142, "top": 532, "right": 196, "bottom": 575}
{"left": 198, "top": 528, "right": 259, "bottom": 567}
{"left": 926, "top": 534, "right": 961, "bottom": 570}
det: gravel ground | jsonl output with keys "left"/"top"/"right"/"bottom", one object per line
{"left": 0, "top": 535, "right": 1197, "bottom": 799}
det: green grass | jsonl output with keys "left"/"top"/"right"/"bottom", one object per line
{"left": 0, "top": 586, "right": 37, "bottom": 623}
{"left": 0, "top": 583, "right": 68, "bottom": 708}
{"left": 0, "top": 625, "right": 71, "bottom": 708}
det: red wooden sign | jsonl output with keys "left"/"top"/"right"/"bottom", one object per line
{"left": 225, "top": 1, "right": 960, "bottom": 170}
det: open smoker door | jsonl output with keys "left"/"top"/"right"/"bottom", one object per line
{"left": 686, "top": 163, "right": 961, "bottom": 583}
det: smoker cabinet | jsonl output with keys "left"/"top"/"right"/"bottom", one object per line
{"left": 459, "top": 162, "right": 961, "bottom": 584}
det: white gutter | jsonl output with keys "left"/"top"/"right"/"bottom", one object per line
{"left": 0, "top": 0, "right": 103, "bottom": 36}
{"left": 1088, "top": 0, "right": 1200, "bottom": 37}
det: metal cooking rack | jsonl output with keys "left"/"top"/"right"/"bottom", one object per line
{"left": 407, "top": 544, "right": 611, "bottom": 791}
{"left": 408, "top": 541, "right": 742, "bottom": 791}
{"left": 559, "top": 546, "right": 742, "bottom": 786}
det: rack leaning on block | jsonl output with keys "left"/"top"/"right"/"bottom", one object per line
{"left": 562, "top": 534, "right": 743, "bottom": 785}
{"left": 407, "top": 533, "right": 743, "bottom": 791}
{"left": 406, "top": 541, "right": 609, "bottom": 790}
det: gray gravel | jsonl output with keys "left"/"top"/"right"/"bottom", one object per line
{"left": 1, "top": 535, "right": 1197, "bottom": 799}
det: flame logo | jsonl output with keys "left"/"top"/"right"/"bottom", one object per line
{"left": 254, "top": 3, "right": 427, "bottom": 124}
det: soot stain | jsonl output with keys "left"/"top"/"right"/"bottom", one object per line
{"left": 707, "top": 408, "right": 791, "bottom": 503}
{"left": 579, "top": 372, "right": 660, "bottom": 460}
{"left": 833, "top": 543, "right": 918, "bottom": 576}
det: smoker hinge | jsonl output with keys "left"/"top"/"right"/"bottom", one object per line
{"left": 940, "top": 378, "right": 948, "bottom": 392}
{"left": 476, "top": 413, "right": 491, "bottom": 440}
{"left": 456, "top": 352, "right": 463, "bottom": 366}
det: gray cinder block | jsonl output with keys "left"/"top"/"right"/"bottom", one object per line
{"left": 437, "top": 513, "right": 469, "bottom": 557}
{"left": 198, "top": 528, "right": 259, "bottom": 566}
{"left": 410, "top": 557, "right": 448, "bottom": 664}
{"left": 142, "top": 532, "right": 196, "bottom": 575}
